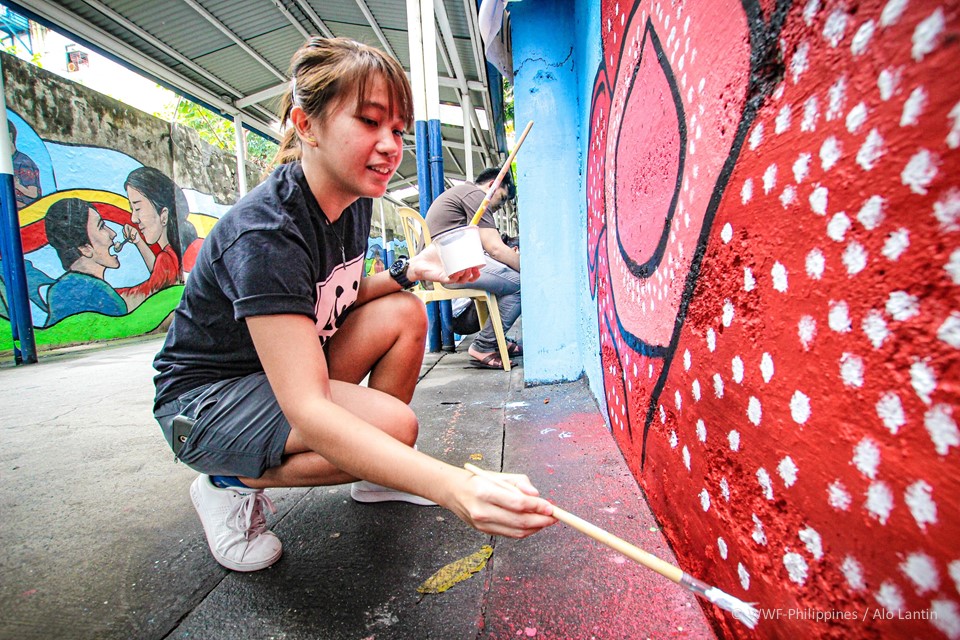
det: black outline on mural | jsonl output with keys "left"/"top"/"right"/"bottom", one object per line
{"left": 588, "top": 0, "right": 791, "bottom": 468}
{"left": 612, "top": 17, "right": 684, "bottom": 360}
{"left": 613, "top": 19, "right": 686, "bottom": 282}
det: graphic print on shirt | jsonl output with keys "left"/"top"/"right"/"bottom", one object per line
{"left": 314, "top": 254, "right": 363, "bottom": 342}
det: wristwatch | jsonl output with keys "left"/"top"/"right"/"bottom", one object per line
{"left": 389, "top": 257, "right": 418, "bottom": 289}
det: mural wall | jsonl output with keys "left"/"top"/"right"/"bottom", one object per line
{"left": 584, "top": 0, "right": 958, "bottom": 637}
{"left": 2, "top": 53, "right": 405, "bottom": 352}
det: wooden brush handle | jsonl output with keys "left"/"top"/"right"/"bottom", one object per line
{"left": 465, "top": 463, "right": 684, "bottom": 584}
{"left": 468, "top": 121, "right": 534, "bottom": 226}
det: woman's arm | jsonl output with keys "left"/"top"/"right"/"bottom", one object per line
{"left": 124, "top": 224, "right": 157, "bottom": 271}
{"left": 479, "top": 227, "right": 520, "bottom": 272}
{"left": 355, "top": 244, "right": 480, "bottom": 306}
{"left": 246, "top": 313, "right": 555, "bottom": 537}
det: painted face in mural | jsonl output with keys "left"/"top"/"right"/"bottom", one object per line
{"left": 126, "top": 186, "right": 169, "bottom": 247}
{"left": 305, "top": 76, "right": 404, "bottom": 204}
{"left": 83, "top": 207, "right": 120, "bottom": 271}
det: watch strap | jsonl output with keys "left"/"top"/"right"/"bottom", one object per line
{"left": 390, "top": 258, "right": 418, "bottom": 289}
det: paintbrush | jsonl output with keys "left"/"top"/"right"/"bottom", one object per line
{"left": 465, "top": 463, "right": 760, "bottom": 629}
{"left": 468, "top": 120, "right": 534, "bottom": 226}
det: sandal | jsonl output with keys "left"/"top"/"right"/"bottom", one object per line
{"left": 506, "top": 340, "right": 523, "bottom": 357}
{"left": 469, "top": 352, "right": 515, "bottom": 369}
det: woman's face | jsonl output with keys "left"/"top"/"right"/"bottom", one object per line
{"left": 127, "top": 186, "right": 168, "bottom": 246}
{"left": 307, "top": 76, "right": 405, "bottom": 202}
{"left": 84, "top": 207, "right": 120, "bottom": 270}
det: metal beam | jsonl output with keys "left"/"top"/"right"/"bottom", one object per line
{"left": 437, "top": 76, "right": 484, "bottom": 92}
{"left": 179, "top": 0, "right": 287, "bottom": 81}
{"left": 291, "top": 0, "right": 335, "bottom": 38}
{"left": 461, "top": 0, "right": 497, "bottom": 155}
{"left": 443, "top": 143, "right": 464, "bottom": 175}
{"left": 435, "top": 0, "right": 492, "bottom": 161}
{"left": 270, "top": 0, "right": 310, "bottom": 39}
{"left": 353, "top": 0, "right": 398, "bottom": 59}
{"left": 12, "top": 0, "right": 287, "bottom": 138}
{"left": 81, "top": 0, "right": 244, "bottom": 100}
{"left": 235, "top": 82, "right": 288, "bottom": 108}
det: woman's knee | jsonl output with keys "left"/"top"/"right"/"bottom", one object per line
{"left": 391, "top": 291, "right": 428, "bottom": 339}
{"left": 393, "top": 403, "right": 419, "bottom": 446}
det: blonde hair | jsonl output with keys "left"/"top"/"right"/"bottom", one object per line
{"left": 273, "top": 37, "right": 414, "bottom": 166}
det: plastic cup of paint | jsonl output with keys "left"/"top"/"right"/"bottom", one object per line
{"left": 434, "top": 226, "right": 485, "bottom": 275}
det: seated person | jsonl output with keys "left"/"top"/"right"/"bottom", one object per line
{"left": 425, "top": 168, "right": 522, "bottom": 369}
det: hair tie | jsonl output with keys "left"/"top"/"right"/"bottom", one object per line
{"left": 290, "top": 76, "right": 301, "bottom": 108}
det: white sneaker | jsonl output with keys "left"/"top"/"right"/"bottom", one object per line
{"left": 350, "top": 480, "right": 437, "bottom": 506}
{"left": 190, "top": 475, "right": 283, "bottom": 572}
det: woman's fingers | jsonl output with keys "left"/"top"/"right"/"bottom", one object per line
{"left": 456, "top": 473, "right": 557, "bottom": 538}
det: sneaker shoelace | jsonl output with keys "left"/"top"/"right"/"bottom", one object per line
{"left": 227, "top": 490, "right": 277, "bottom": 540}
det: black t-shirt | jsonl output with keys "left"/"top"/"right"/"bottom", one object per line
{"left": 153, "top": 162, "right": 370, "bottom": 409}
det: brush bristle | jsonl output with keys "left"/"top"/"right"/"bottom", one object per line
{"left": 703, "top": 587, "right": 760, "bottom": 629}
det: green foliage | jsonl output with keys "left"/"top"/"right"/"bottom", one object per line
{"left": 3, "top": 43, "right": 43, "bottom": 68}
{"left": 157, "top": 97, "right": 278, "bottom": 170}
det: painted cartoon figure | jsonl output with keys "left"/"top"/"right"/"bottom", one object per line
{"left": 122, "top": 167, "right": 199, "bottom": 304}
{"left": 42, "top": 197, "right": 128, "bottom": 326}
{"left": 9, "top": 122, "right": 42, "bottom": 210}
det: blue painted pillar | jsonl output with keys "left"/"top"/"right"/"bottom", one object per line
{"left": 0, "top": 62, "right": 37, "bottom": 365}
{"left": 509, "top": 0, "right": 583, "bottom": 383}
{"left": 427, "top": 119, "right": 455, "bottom": 350}
{"left": 408, "top": 0, "right": 442, "bottom": 352}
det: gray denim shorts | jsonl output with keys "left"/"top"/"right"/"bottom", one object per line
{"left": 154, "top": 372, "right": 291, "bottom": 479}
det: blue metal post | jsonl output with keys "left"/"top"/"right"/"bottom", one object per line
{"left": 0, "top": 64, "right": 37, "bottom": 364}
{"left": 428, "top": 118, "right": 455, "bottom": 351}
{"left": 415, "top": 119, "right": 442, "bottom": 352}
{"left": 407, "top": 0, "right": 440, "bottom": 353}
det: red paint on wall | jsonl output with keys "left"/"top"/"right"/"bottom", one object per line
{"left": 588, "top": 0, "right": 960, "bottom": 637}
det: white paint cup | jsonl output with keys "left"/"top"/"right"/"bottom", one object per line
{"left": 434, "top": 225, "right": 485, "bottom": 275}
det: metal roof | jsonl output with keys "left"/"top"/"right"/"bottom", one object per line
{"left": 8, "top": 0, "right": 506, "bottom": 207}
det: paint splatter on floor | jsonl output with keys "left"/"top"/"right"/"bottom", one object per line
{"left": 417, "top": 545, "right": 493, "bottom": 595}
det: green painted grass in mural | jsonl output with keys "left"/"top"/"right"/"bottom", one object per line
{"left": 0, "top": 286, "right": 183, "bottom": 351}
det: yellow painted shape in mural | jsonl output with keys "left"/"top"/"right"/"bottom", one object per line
{"left": 416, "top": 545, "right": 494, "bottom": 595}
{"left": 188, "top": 212, "right": 218, "bottom": 239}
{"left": 18, "top": 190, "right": 217, "bottom": 239}
{"left": 18, "top": 189, "right": 130, "bottom": 225}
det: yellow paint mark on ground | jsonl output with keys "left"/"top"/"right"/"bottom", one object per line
{"left": 469, "top": 453, "right": 484, "bottom": 461}
{"left": 416, "top": 545, "right": 493, "bottom": 595}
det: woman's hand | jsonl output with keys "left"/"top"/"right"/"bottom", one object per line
{"left": 408, "top": 244, "right": 481, "bottom": 285}
{"left": 445, "top": 469, "right": 557, "bottom": 538}
{"left": 123, "top": 224, "right": 145, "bottom": 245}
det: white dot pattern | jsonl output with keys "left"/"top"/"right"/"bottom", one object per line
{"left": 588, "top": 1, "right": 960, "bottom": 633}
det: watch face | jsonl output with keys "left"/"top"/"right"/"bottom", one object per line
{"left": 391, "top": 258, "right": 406, "bottom": 277}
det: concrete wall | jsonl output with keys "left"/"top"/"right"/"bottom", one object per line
{"left": 512, "top": 0, "right": 597, "bottom": 384}
{"left": 513, "top": 0, "right": 959, "bottom": 637}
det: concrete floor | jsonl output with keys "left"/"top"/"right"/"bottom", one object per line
{"left": 0, "top": 336, "right": 715, "bottom": 640}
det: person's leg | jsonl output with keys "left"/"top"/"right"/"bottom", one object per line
{"left": 251, "top": 290, "right": 429, "bottom": 487}
{"left": 449, "top": 257, "right": 520, "bottom": 360}
{"left": 323, "top": 289, "right": 427, "bottom": 403}
{"left": 162, "top": 292, "right": 431, "bottom": 571}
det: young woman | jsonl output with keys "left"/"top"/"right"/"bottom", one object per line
{"left": 152, "top": 37, "right": 555, "bottom": 572}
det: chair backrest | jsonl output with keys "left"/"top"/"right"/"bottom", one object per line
{"left": 397, "top": 207, "right": 431, "bottom": 259}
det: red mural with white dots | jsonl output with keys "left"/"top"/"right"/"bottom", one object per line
{"left": 587, "top": 0, "right": 959, "bottom": 636}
